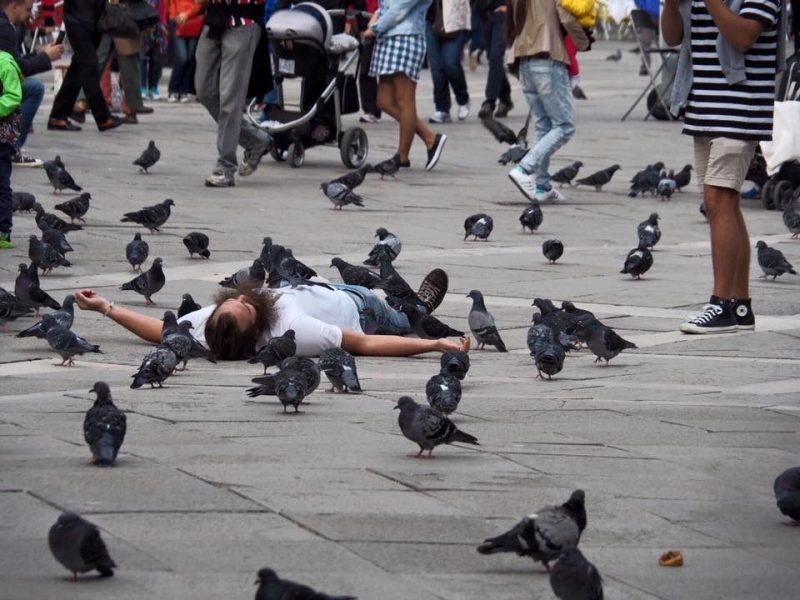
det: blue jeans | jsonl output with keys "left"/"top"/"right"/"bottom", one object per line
{"left": 140, "top": 44, "right": 162, "bottom": 90}
{"left": 424, "top": 24, "right": 470, "bottom": 113}
{"left": 0, "top": 143, "right": 13, "bottom": 236}
{"left": 484, "top": 11, "right": 511, "bottom": 105}
{"left": 18, "top": 78, "right": 44, "bottom": 149}
{"left": 469, "top": 4, "right": 485, "bottom": 52}
{"left": 168, "top": 35, "right": 199, "bottom": 95}
{"left": 518, "top": 58, "right": 575, "bottom": 190}
{"left": 335, "top": 284, "right": 411, "bottom": 335}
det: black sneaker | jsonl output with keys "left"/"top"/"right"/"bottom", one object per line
{"left": 417, "top": 269, "right": 448, "bottom": 314}
{"left": 425, "top": 133, "right": 447, "bottom": 171}
{"left": 494, "top": 100, "right": 513, "bottom": 118}
{"left": 679, "top": 298, "right": 737, "bottom": 334}
{"left": 733, "top": 298, "right": 755, "bottom": 330}
{"left": 478, "top": 101, "right": 494, "bottom": 119}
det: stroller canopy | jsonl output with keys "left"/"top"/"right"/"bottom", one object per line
{"left": 266, "top": 2, "right": 333, "bottom": 51}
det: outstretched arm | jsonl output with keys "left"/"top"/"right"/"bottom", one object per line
{"left": 75, "top": 289, "right": 162, "bottom": 344}
{"left": 341, "top": 329, "right": 470, "bottom": 356}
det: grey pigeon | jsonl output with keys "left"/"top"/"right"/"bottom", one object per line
{"left": 628, "top": 164, "right": 663, "bottom": 197}
{"left": 519, "top": 202, "right": 543, "bottom": 233}
{"left": 272, "top": 246, "right": 333, "bottom": 290}
{"left": 126, "top": 232, "right": 149, "bottom": 271}
{"left": 543, "top": 239, "right": 564, "bottom": 263}
{"left": 259, "top": 236, "right": 274, "bottom": 269}
{"left": 494, "top": 114, "right": 531, "bottom": 163}
{"left": 440, "top": 350, "right": 470, "bottom": 380}
{"left": 34, "top": 203, "right": 82, "bottom": 232}
{"left": 606, "top": 48, "right": 622, "bottom": 61}
{"left": 319, "top": 347, "right": 361, "bottom": 393}
{"left": 54, "top": 192, "right": 91, "bottom": 223}
{"left": 254, "top": 567, "right": 356, "bottom": 600}
{"left": 395, "top": 395, "right": 479, "bottom": 457}
{"left": 0, "top": 286, "right": 32, "bottom": 327}
{"left": 756, "top": 240, "right": 797, "bottom": 280}
{"left": 120, "top": 257, "right": 165, "bottom": 305}
{"left": 14, "top": 262, "right": 61, "bottom": 315}
{"left": 467, "top": 290, "right": 507, "bottom": 351}
{"left": 364, "top": 227, "right": 402, "bottom": 265}
{"left": 575, "top": 165, "right": 621, "bottom": 191}
{"left": 657, "top": 172, "right": 677, "bottom": 201}
{"left": 332, "top": 163, "right": 372, "bottom": 189}
{"left": 673, "top": 164, "right": 693, "bottom": 190}
{"left": 248, "top": 356, "right": 320, "bottom": 400}
{"left": 219, "top": 258, "right": 266, "bottom": 289}
{"left": 784, "top": 202, "right": 800, "bottom": 238}
{"left": 371, "top": 154, "right": 400, "bottom": 179}
{"left": 160, "top": 311, "right": 194, "bottom": 370}
{"left": 551, "top": 161, "right": 583, "bottom": 186}
{"left": 401, "top": 303, "right": 464, "bottom": 339}
{"left": 321, "top": 181, "right": 364, "bottom": 209}
{"left": 621, "top": 241, "right": 653, "bottom": 279}
{"left": 44, "top": 316, "right": 101, "bottom": 366}
{"left": 133, "top": 140, "right": 160, "bottom": 173}
{"left": 41, "top": 225, "right": 73, "bottom": 255}
{"left": 131, "top": 345, "right": 178, "bottom": 388}
{"left": 498, "top": 144, "right": 529, "bottom": 166}
{"left": 774, "top": 467, "right": 800, "bottom": 523}
{"left": 48, "top": 512, "right": 116, "bottom": 581}
{"left": 11, "top": 190, "right": 37, "bottom": 212}
{"left": 330, "top": 257, "right": 382, "bottom": 289}
{"left": 83, "top": 382, "right": 126, "bottom": 466}
{"left": 637, "top": 212, "right": 661, "bottom": 248}
{"left": 464, "top": 213, "right": 493, "bottom": 241}
{"left": 273, "top": 369, "right": 310, "bottom": 412}
{"left": 43, "top": 156, "right": 81, "bottom": 194}
{"left": 248, "top": 329, "right": 297, "bottom": 374}
{"left": 183, "top": 231, "right": 211, "bottom": 258}
{"left": 480, "top": 113, "right": 518, "bottom": 144}
{"left": 374, "top": 249, "right": 420, "bottom": 308}
{"left": 550, "top": 547, "right": 604, "bottom": 600}
{"left": 561, "top": 301, "right": 596, "bottom": 336}
{"left": 16, "top": 294, "right": 75, "bottom": 338}
{"left": 573, "top": 318, "right": 637, "bottom": 364}
{"left": 28, "top": 235, "right": 71, "bottom": 274}
{"left": 177, "top": 293, "right": 201, "bottom": 318}
{"left": 120, "top": 198, "right": 175, "bottom": 233}
{"left": 425, "top": 372, "right": 462, "bottom": 414}
{"left": 527, "top": 313, "right": 565, "bottom": 379}
{"left": 477, "top": 489, "right": 587, "bottom": 571}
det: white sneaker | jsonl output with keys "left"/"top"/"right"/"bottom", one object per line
{"left": 359, "top": 113, "right": 381, "bottom": 123}
{"left": 508, "top": 167, "right": 536, "bottom": 201}
{"left": 180, "top": 94, "right": 195, "bottom": 103}
{"left": 534, "top": 187, "right": 564, "bottom": 202}
{"left": 457, "top": 103, "right": 470, "bottom": 120}
{"left": 167, "top": 93, "right": 179, "bottom": 103}
{"left": 428, "top": 111, "right": 451, "bottom": 124}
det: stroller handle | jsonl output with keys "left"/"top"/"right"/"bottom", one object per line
{"left": 327, "top": 9, "right": 373, "bottom": 18}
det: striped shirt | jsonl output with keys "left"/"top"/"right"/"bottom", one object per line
{"left": 683, "top": 0, "right": 781, "bottom": 141}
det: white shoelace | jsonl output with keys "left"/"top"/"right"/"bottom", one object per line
{"left": 687, "top": 304, "right": 722, "bottom": 325}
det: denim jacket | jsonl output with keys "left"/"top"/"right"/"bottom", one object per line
{"left": 372, "top": 0, "right": 432, "bottom": 37}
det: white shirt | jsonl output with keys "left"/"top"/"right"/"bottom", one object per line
{"left": 181, "top": 287, "right": 362, "bottom": 357}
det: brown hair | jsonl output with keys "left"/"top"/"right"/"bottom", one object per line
{"left": 204, "top": 286, "right": 278, "bottom": 360}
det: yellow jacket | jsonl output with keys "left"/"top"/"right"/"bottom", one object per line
{"left": 561, "top": 0, "right": 595, "bottom": 28}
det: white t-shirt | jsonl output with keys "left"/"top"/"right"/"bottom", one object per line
{"left": 181, "top": 287, "right": 362, "bottom": 357}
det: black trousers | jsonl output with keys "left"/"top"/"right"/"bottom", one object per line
{"left": 0, "top": 143, "right": 13, "bottom": 236}
{"left": 358, "top": 40, "right": 380, "bottom": 117}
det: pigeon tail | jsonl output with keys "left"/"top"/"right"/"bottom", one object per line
{"left": 777, "top": 493, "right": 800, "bottom": 521}
{"left": 452, "top": 429, "right": 479, "bottom": 445}
{"left": 477, "top": 529, "right": 528, "bottom": 556}
{"left": 91, "top": 433, "right": 118, "bottom": 466}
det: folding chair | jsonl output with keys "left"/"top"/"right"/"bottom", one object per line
{"left": 621, "top": 9, "right": 679, "bottom": 121}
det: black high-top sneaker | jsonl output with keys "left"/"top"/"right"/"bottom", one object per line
{"left": 680, "top": 296, "right": 737, "bottom": 334}
{"left": 733, "top": 298, "right": 755, "bottom": 330}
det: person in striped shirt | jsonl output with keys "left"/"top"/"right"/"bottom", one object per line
{"left": 662, "top": 0, "right": 782, "bottom": 334}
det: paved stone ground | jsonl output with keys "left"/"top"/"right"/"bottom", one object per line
{"left": 1, "top": 41, "right": 799, "bottom": 599}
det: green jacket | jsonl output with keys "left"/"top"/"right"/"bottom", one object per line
{"left": 0, "top": 50, "right": 22, "bottom": 118}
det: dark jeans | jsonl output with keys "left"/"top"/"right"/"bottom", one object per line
{"left": 484, "top": 10, "right": 511, "bottom": 105}
{"left": 168, "top": 35, "right": 199, "bottom": 95}
{"left": 425, "top": 24, "right": 470, "bottom": 113}
{"left": 18, "top": 78, "right": 44, "bottom": 149}
{"left": 0, "top": 143, "right": 13, "bottom": 236}
{"left": 358, "top": 40, "right": 380, "bottom": 117}
{"left": 50, "top": 20, "right": 111, "bottom": 124}
{"left": 140, "top": 43, "right": 162, "bottom": 90}
{"left": 469, "top": 3, "right": 485, "bottom": 52}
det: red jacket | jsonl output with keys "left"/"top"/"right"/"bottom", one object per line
{"left": 167, "top": 0, "right": 205, "bottom": 37}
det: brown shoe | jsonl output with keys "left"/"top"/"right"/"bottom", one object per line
{"left": 417, "top": 269, "right": 448, "bottom": 314}
{"left": 47, "top": 118, "right": 81, "bottom": 131}
{"left": 97, "top": 116, "right": 124, "bottom": 131}
{"left": 136, "top": 106, "right": 154, "bottom": 114}
{"left": 123, "top": 113, "right": 138, "bottom": 124}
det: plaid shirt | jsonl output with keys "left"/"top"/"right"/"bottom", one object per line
{"left": 208, "top": 0, "right": 265, "bottom": 28}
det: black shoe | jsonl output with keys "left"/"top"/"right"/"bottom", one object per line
{"left": 494, "top": 100, "right": 513, "bottom": 118}
{"left": 733, "top": 298, "right": 755, "bottom": 330}
{"left": 680, "top": 297, "right": 737, "bottom": 334}
{"left": 425, "top": 133, "right": 447, "bottom": 171}
{"left": 417, "top": 269, "right": 448, "bottom": 314}
{"left": 478, "top": 101, "right": 494, "bottom": 119}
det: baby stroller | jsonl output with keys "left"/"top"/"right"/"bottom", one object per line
{"left": 248, "top": 3, "right": 369, "bottom": 169}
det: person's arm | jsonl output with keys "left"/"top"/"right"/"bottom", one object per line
{"left": 370, "top": 0, "right": 421, "bottom": 36}
{"left": 75, "top": 289, "right": 163, "bottom": 344}
{"left": 704, "top": 0, "right": 765, "bottom": 52}
{"left": 661, "top": 0, "right": 684, "bottom": 47}
{"left": 341, "top": 329, "right": 471, "bottom": 356}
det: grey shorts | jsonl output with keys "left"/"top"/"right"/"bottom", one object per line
{"left": 693, "top": 136, "right": 758, "bottom": 192}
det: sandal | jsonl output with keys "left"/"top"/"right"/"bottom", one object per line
{"left": 47, "top": 118, "right": 81, "bottom": 131}
{"left": 658, "top": 550, "right": 684, "bottom": 567}
{"left": 97, "top": 116, "right": 124, "bottom": 131}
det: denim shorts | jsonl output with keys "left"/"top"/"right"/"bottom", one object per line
{"left": 335, "top": 284, "right": 411, "bottom": 335}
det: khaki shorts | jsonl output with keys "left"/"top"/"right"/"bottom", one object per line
{"left": 693, "top": 136, "right": 758, "bottom": 192}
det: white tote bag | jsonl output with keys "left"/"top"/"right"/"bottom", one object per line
{"left": 760, "top": 101, "right": 800, "bottom": 175}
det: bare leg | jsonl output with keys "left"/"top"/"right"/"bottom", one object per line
{"left": 732, "top": 204, "right": 751, "bottom": 298}
{"left": 704, "top": 185, "right": 748, "bottom": 299}
{"left": 392, "top": 74, "right": 435, "bottom": 161}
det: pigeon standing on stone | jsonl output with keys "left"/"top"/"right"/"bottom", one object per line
{"left": 160, "top": 311, "right": 195, "bottom": 370}
{"left": 628, "top": 163, "right": 663, "bottom": 197}
{"left": 248, "top": 356, "right": 321, "bottom": 400}
{"left": 477, "top": 489, "right": 587, "bottom": 571}
{"left": 425, "top": 372, "right": 462, "bottom": 414}
{"left": 371, "top": 155, "right": 401, "bottom": 179}
{"left": 543, "top": 239, "right": 564, "bottom": 264}
{"left": 28, "top": 235, "right": 71, "bottom": 275}
{"left": 219, "top": 258, "right": 266, "bottom": 289}
{"left": 756, "top": 241, "right": 797, "bottom": 280}
{"left": 271, "top": 246, "right": 334, "bottom": 290}
{"left": 54, "top": 192, "right": 91, "bottom": 223}
{"left": 657, "top": 172, "right": 677, "bottom": 201}
{"left": 120, "top": 198, "right": 175, "bottom": 233}
{"left": 519, "top": 202, "right": 543, "bottom": 233}
{"left": 133, "top": 140, "right": 160, "bottom": 173}
{"left": 0, "top": 287, "right": 32, "bottom": 327}
{"left": 440, "top": 350, "right": 470, "bottom": 380}
{"left": 637, "top": 212, "right": 661, "bottom": 249}
{"left": 621, "top": 241, "right": 654, "bottom": 279}
{"left": 254, "top": 567, "right": 356, "bottom": 600}
{"left": 467, "top": 289, "right": 507, "bottom": 352}
{"left": 783, "top": 202, "right": 800, "bottom": 238}
{"left": 575, "top": 165, "right": 621, "bottom": 191}
{"left": 183, "top": 232, "right": 211, "bottom": 258}
{"left": 550, "top": 547, "right": 604, "bottom": 600}
{"left": 561, "top": 301, "right": 595, "bottom": 336}
{"left": 364, "top": 227, "right": 402, "bottom": 265}
{"left": 14, "top": 262, "right": 61, "bottom": 315}
{"left": 606, "top": 48, "right": 622, "bottom": 61}
{"left": 319, "top": 347, "right": 362, "bottom": 393}
{"left": 44, "top": 315, "right": 102, "bottom": 366}
{"left": 48, "top": 512, "right": 116, "bottom": 581}
{"left": 574, "top": 319, "right": 637, "bottom": 365}
{"left": 43, "top": 156, "right": 81, "bottom": 194}
{"left": 551, "top": 161, "right": 583, "bottom": 186}
{"left": 34, "top": 203, "right": 82, "bottom": 232}
{"left": 673, "top": 164, "right": 693, "bottom": 190}
{"left": 774, "top": 467, "right": 800, "bottom": 523}
{"left": 11, "top": 191, "right": 36, "bottom": 212}
{"left": 464, "top": 213, "right": 493, "bottom": 241}
{"left": 126, "top": 232, "right": 149, "bottom": 271}
{"left": 120, "top": 257, "right": 165, "bottom": 305}
{"left": 330, "top": 257, "right": 382, "bottom": 289}
{"left": 527, "top": 313, "right": 566, "bottom": 380}
{"left": 395, "top": 396, "right": 479, "bottom": 457}
{"left": 177, "top": 293, "right": 201, "bottom": 318}
{"left": 321, "top": 181, "right": 364, "bottom": 209}
{"left": 16, "top": 294, "right": 74, "bottom": 338}
{"left": 248, "top": 329, "right": 297, "bottom": 374}
{"left": 41, "top": 225, "right": 73, "bottom": 255}
{"left": 131, "top": 345, "right": 179, "bottom": 388}
{"left": 401, "top": 303, "right": 464, "bottom": 339}
{"left": 83, "top": 382, "right": 126, "bottom": 466}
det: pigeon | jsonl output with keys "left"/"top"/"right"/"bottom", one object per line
{"left": 126, "top": 232, "right": 149, "bottom": 271}
{"left": 16, "top": 294, "right": 75, "bottom": 338}
{"left": 519, "top": 202, "right": 543, "bottom": 233}
{"left": 527, "top": 313, "right": 566, "bottom": 379}
{"left": 28, "top": 235, "right": 71, "bottom": 275}
{"left": 83, "top": 382, "right": 126, "bottom": 466}
{"left": 131, "top": 345, "right": 179, "bottom": 388}
{"left": 466, "top": 289, "right": 507, "bottom": 352}
{"left": 783, "top": 202, "right": 800, "bottom": 238}
{"left": 657, "top": 173, "right": 677, "bottom": 201}
{"left": 543, "top": 239, "right": 564, "bottom": 264}
{"left": 477, "top": 489, "right": 587, "bottom": 571}
{"left": 41, "top": 225, "right": 73, "bottom": 255}
{"left": 11, "top": 191, "right": 37, "bottom": 212}
{"left": 573, "top": 318, "right": 637, "bottom": 364}
{"left": 271, "top": 246, "right": 334, "bottom": 290}
{"left": 550, "top": 547, "right": 604, "bottom": 600}
{"left": 34, "top": 203, "right": 82, "bottom": 232}
{"left": 43, "top": 156, "right": 81, "bottom": 194}
{"left": 376, "top": 254, "right": 426, "bottom": 310}
{"left": 254, "top": 567, "right": 356, "bottom": 600}
{"left": 551, "top": 161, "right": 583, "bottom": 186}
{"left": 330, "top": 257, "right": 382, "bottom": 289}
{"left": 673, "top": 164, "right": 693, "bottom": 190}
{"left": 248, "top": 356, "right": 321, "bottom": 399}
{"left": 425, "top": 372, "right": 462, "bottom": 414}
{"left": 120, "top": 257, "right": 165, "bottom": 305}
{"left": 774, "top": 467, "right": 800, "bottom": 523}
{"left": 219, "top": 258, "right": 266, "bottom": 289}
{"left": 401, "top": 303, "right": 464, "bottom": 339}
{"left": 621, "top": 241, "right": 654, "bottom": 279}
{"left": 394, "top": 395, "right": 479, "bottom": 457}
{"left": 183, "top": 231, "right": 211, "bottom": 258}
{"left": 48, "top": 512, "right": 116, "bottom": 581}
{"left": 160, "top": 311, "right": 196, "bottom": 370}
{"left": 440, "top": 350, "right": 470, "bottom": 380}
{"left": 319, "top": 347, "right": 362, "bottom": 393}
{"left": 54, "top": 192, "right": 91, "bottom": 223}
{"left": 273, "top": 368, "right": 310, "bottom": 412}
{"left": 321, "top": 181, "right": 364, "bottom": 209}
{"left": 371, "top": 154, "right": 400, "bottom": 179}
{"left": 606, "top": 48, "right": 622, "bottom": 61}
{"left": 699, "top": 201, "right": 707, "bottom": 218}
{"left": 628, "top": 163, "right": 663, "bottom": 197}
{"left": 756, "top": 240, "right": 797, "bottom": 280}
{"left": 177, "top": 293, "right": 202, "bottom": 318}
{"left": 498, "top": 144, "right": 529, "bottom": 166}
{"left": 14, "top": 262, "right": 61, "bottom": 315}
{"left": 480, "top": 113, "right": 520, "bottom": 144}
{"left": 248, "top": 329, "right": 297, "bottom": 374}
{"left": 133, "top": 140, "right": 160, "bottom": 173}
{"left": 0, "top": 287, "right": 32, "bottom": 327}
{"left": 464, "top": 213, "right": 493, "bottom": 241}
{"left": 120, "top": 198, "right": 175, "bottom": 233}
{"left": 44, "top": 316, "right": 102, "bottom": 366}
{"left": 637, "top": 212, "right": 661, "bottom": 249}
{"left": 494, "top": 114, "right": 531, "bottom": 163}
{"left": 575, "top": 164, "right": 621, "bottom": 191}
{"left": 259, "top": 236, "right": 274, "bottom": 269}
{"left": 561, "top": 301, "right": 596, "bottom": 335}
{"left": 364, "top": 227, "right": 402, "bottom": 265}
{"left": 332, "top": 163, "right": 372, "bottom": 189}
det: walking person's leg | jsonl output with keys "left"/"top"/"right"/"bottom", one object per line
{"left": 390, "top": 73, "right": 443, "bottom": 167}
{"left": 425, "top": 23, "right": 451, "bottom": 121}
{"left": 169, "top": 36, "right": 189, "bottom": 97}
{"left": 195, "top": 27, "right": 225, "bottom": 180}
{"left": 441, "top": 31, "right": 470, "bottom": 119}
{"left": 358, "top": 41, "right": 381, "bottom": 120}
{"left": 0, "top": 144, "right": 15, "bottom": 248}
{"left": 480, "top": 10, "right": 508, "bottom": 117}
{"left": 14, "top": 78, "right": 45, "bottom": 166}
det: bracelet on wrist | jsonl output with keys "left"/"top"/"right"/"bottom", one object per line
{"left": 103, "top": 302, "right": 115, "bottom": 318}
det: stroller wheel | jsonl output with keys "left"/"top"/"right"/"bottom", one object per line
{"left": 270, "top": 146, "right": 287, "bottom": 162}
{"left": 340, "top": 127, "right": 369, "bottom": 169}
{"left": 288, "top": 142, "right": 305, "bottom": 168}
{"left": 773, "top": 180, "right": 794, "bottom": 211}
{"left": 761, "top": 178, "right": 776, "bottom": 210}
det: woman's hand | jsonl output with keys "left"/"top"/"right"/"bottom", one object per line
{"left": 438, "top": 335, "right": 471, "bottom": 353}
{"left": 75, "top": 289, "right": 111, "bottom": 314}
{"left": 361, "top": 27, "right": 376, "bottom": 40}
{"left": 175, "top": 12, "right": 188, "bottom": 25}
